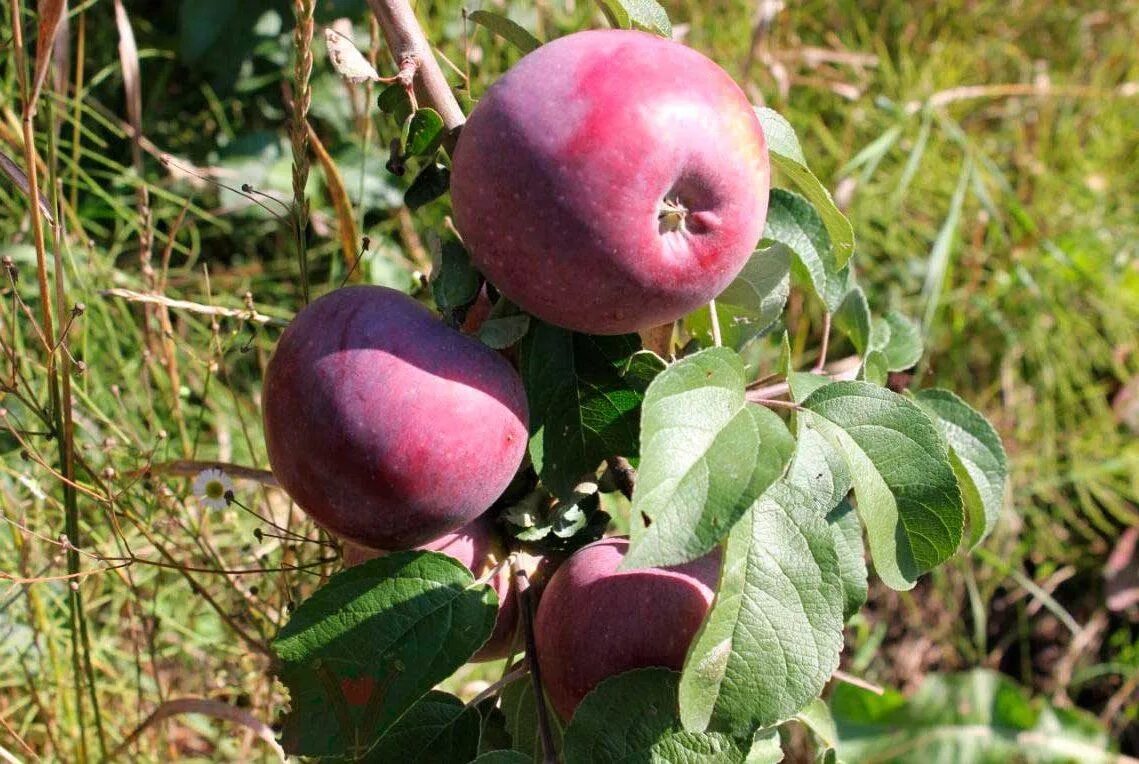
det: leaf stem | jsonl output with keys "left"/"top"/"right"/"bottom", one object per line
{"left": 812, "top": 311, "right": 831, "bottom": 372}
{"left": 708, "top": 298, "right": 723, "bottom": 348}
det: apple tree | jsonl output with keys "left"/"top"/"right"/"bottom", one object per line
{"left": 263, "top": 1, "right": 1008, "bottom": 761}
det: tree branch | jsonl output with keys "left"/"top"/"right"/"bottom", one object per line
{"left": 365, "top": 0, "right": 466, "bottom": 149}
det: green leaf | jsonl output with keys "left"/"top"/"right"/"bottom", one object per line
{"left": 679, "top": 476, "right": 844, "bottom": 736}
{"left": 826, "top": 500, "right": 868, "bottom": 620}
{"left": 431, "top": 240, "right": 480, "bottom": 311}
{"left": 764, "top": 190, "right": 846, "bottom": 313}
{"left": 831, "top": 669, "right": 1115, "bottom": 763}
{"left": 754, "top": 107, "right": 855, "bottom": 267}
{"left": 405, "top": 108, "right": 446, "bottom": 157}
{"left": 564, "top": 669, "right": 745, "bottom": 764}
{"left": 594, "top": 0, "right": 672, "bottom": 37}
{"left": 472, "top": 752, "right": 533, "bottom": 764}
{"left": 687, "top": 243, "right": 791, "bottom": 349}
{"left": 520, "top": 324, "right": 654, "bottom": 499}
{"left": 868, "top": 312, "right": 922, "bottom": 371}
{"left": 273, "top": 552, "right": 497, "bottom": 758}
{"left": 913, "top": 389, "right": 1007, "bottom": 549}
{"left": 364, "top": 691, "right": 481, "bottom": 763}
{"left": 858, "top": 350, "right": 888, "bottom": 386}
{"left": 478, "top": 299, "right": 531, "bottom": 350}
{"left": 501, "top": 677, "right": 564, "bottom": 762}
{"left": 623, "top": 348, "right": 795, "bottom": 570}
{"left": 795, "top": 697, "right": 838, "bottom": 752}
{"left": 800, "top": 382, "right": 964, "bottom": 590}
{"left": 833, "top": 287, "right": 871, "bottom": 355}
{"left": 377, "top": 82, "right": 412, "bottom": 123}
{"left": 467, "top": 10, "right": 542, "bottom": 53}
{"left": 746, "top": 730, "right": 784, "bottom": 763}
{"left": 405, "top": 162, "right": 451, "bottom": 210}
{"left": 787, "top": 372, "right": 831, "bottom": 404}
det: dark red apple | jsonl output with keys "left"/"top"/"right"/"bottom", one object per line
{"left": 262, "top": 286, "right": 528, "bottom": 550}
{"left": 342, "top": 513, "right": 519, "bottom": 662}
{"left": 451, "top": 29, "right": 770, "bottom": 335}
{"left": 533, "top": 537, "right": 719, "bottom": 720}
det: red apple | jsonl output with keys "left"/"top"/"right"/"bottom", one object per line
{"left": 342, "top": 513, "right": 519, "bottom": 662}
{"left": 451, "top": 29, "right": 770, "bottom": 335}
{"left": 262, "top": 286, "right": 528, "bottom": 550}
{"left": 533, "top": 537, "right": 719, "bottom": 720}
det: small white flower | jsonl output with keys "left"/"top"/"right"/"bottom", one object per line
{"left": 192, "top": 468, "right": 233, "bottom": 510}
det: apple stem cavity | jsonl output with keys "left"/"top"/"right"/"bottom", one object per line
{"left": 657, "top": 197, "right": 689, "bottom": 235}
{"left": 511, "top": 556, "right": 558, "bottom": 764}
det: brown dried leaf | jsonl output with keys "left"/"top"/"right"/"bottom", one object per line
{"left": 112, "top": 0, "right": 142, "bottom": 170}
{"left": 0, "top": 148, "right": 54, "bottom": 222}
{"left": 30, "top": 0, "right": 68, "bottom": 107}
{"left": 324, "top": 27, "right": 380, "bottom": 84}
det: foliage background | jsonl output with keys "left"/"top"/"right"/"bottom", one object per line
{"left": 0, "top": 0, "right": 1137, "bottom": 760}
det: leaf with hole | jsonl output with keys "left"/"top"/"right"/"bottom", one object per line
{"left": 623, "top": 348, "right": 795, "bottom": 570}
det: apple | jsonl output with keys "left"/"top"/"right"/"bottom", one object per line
{"left": 342, "top": 513, "right": 518, "bottom": 662}
{"left": 262, "top": 286, "right": 528, "bottom": 550}
{"left": 451, "top": 29, "right": 770, "bottom": 335}
{"left": 533, "top": 537, "right": 719, "bottom": 720}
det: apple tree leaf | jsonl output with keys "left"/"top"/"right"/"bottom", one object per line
{"left": 679, "top": 438, "right": 845, "bottom": 736}
{"left": 272, "top": 552, "right": 497, "bottom": 758}
{"left": 869, "top": 311, "right": 923, "bottom": 371}
{"left": 831, "top": 669, "right": 1115, "bottom": 763}
{"left": 800, "top": 382, "right": 964, "bottom": 590}
{"left": 762, "top": 189, "right": 849, "bottom": 313}
{"left": 431, "top": 239, "right": 480, "bottom": 311}
{"left": 405, "top": 162, "right": 450, "bottom": 210}
{"left": 467, "top": 10, "right": 542, "bottom": 54}
{"left": 404, "top": 108, "right": 446, "bottom": 157}
{"left": 913, "top": 389, "right": 1007, "bottom": 549}
{"left": 500, "top": 677, "right": 564, "bottom": 762}
{"left": 826, "top": 500, "right": 868, "bottom": 620}
{"left": 365, "top": 690, "right": 482, "bottom": 763}
{"left": 622, "top": 348, "right": 795, "bottom": 570}
{"left": 755, "top": 107, "right": 854, "bottom": 267}
{"left": 478, "top": 298, "right": 530, "bottom": 350}
{"left": 520, "top": 323, "right": 659, "bottom": 499}
{"left": 564, "top": 669, "right": 746, "bottom": 764}
{"left": 594, "top": 0, "right": 671, "bottom": 37}
{"left": 833, "top": 286, "right": 871, "bottom": 355}
{"left": 687, "top": 243, "right": 791, "bottom": 349}
{"left": 472, "top": 752, "right": 533, "bottom": 764}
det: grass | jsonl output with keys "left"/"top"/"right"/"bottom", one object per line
{"left": 1, "top": 0, "right": 1138, "bottom": 759}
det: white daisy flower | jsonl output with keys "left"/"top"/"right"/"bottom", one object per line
{"left": 192, "top": 468, "right": 234, "bottom": 510}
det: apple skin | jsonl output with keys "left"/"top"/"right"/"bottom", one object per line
{"left": 533, "top": 537, "right": 719, "bottom": 720}
{"left": 342, "top": 513, "right": 518, "bottom": 662}
{"left": 451, "top": 29, "right": 770, "bottom": 335}
{"left": 262, "top": 286, "right": 529, "bottom": 550}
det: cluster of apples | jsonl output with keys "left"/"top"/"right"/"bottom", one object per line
{"left": 262, "top": 29, "right": 769, "bottom": 719}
